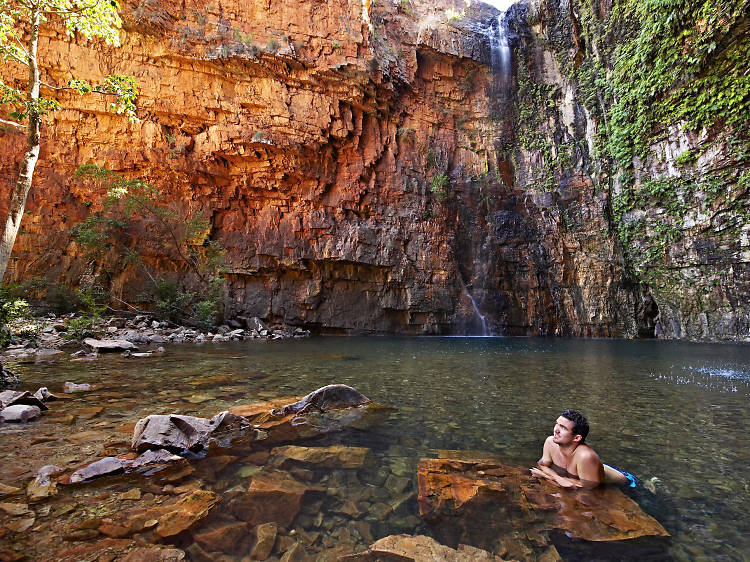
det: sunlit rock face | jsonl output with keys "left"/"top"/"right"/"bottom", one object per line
{"left": 2, "top": 0, "right": 711, "bottom": 338}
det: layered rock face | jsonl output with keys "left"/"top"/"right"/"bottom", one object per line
{"left": 3, "top": 0, "right": 742, "bottom": 338}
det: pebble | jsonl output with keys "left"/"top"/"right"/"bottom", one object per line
{"left": 121, "top": 488, "right": 141, "bottom": 501}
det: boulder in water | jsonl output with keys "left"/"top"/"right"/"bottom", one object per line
{"left": 131, "top": 411, "right": 250, "bottom": 453}
{"left": 0, "top": 390, "right": 48, "bottom": 410}
{"left": 33, "top": 387, "right": 58, "bottom": 403}
{"left": 270, "top": 384, "right": 370, "bottom": 416}
{"left": 0, "top": 404, "right": 42, "bottom": 423}
{"left": 229, "top": 385, "right": 392, "bottom": 445}
{"left": 83, "top": 338, "right": 139, "bottom": 352}
{"left": 63, "top": 382, "right": 92, "bottom": 393}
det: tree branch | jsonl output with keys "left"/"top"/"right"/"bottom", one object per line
{"left": 0, "top": 118, "right": 26, "bottom": 131}
{"left": 40, "top": 81, "right": 122, "bottom": 96}
{"left": 107, "top": 296, "right": 153, "bottom": 315}
{"left": 42, "top": 3, "right": 100, "bottom": 17}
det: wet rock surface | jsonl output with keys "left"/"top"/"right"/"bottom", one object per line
{"left": 344, "top": 534, "right": 508, "bottom": 561}
{"left": 418, "top": 456, "right": 669, "bottom": 558}
{"left": 84, "top": 338, "right": 139, "bottom": 352}
{"left": 270, "top": 384, "right": 371, "bottom": 416}
{"left": 0, "top": 390, "right": 48, "bottom": 410}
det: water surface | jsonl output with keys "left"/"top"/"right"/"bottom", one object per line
{"left": 2, "top": 337, "right": 749, "bottom": 560}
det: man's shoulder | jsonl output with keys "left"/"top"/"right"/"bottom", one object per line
{"left": 575, "top": 444, "right": 601, "bottom": 462}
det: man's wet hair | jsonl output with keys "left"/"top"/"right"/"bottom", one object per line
{"left": 560, "top": 410, "right": 589, "bottom": 443}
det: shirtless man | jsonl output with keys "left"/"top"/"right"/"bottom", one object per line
{"left": 530, "top": 410, "right": 630, "bottom": 489}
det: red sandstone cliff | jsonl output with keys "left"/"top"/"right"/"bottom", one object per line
{"left": 0, "top": 0, "right": 645, "bottom": 336}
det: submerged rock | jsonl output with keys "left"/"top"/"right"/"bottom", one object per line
{"left": 193, "top": 521, "right": 251, "bottom": 554}
{"left": 229, "top": 471, "right": 324, "bottom": 527}
{"left": 251, "top": 522, "right": 278, "bottom": 560}
{"left": 417, "top": 456, "right": 669, "bottom": 558}
{"left": 269, "top": 445, "right": 371, "bottom": 469}
{"left": 342, "top": 534, "right": 506, "bottom": 561}
{"left": 0, "top": 483, "right": 23, "bottom": 497}
{"left": 96, "top": 489, "right": 219, "bottom": 540}
{"left": 120, "top": 547, "right": 186, "bottom": 562}
{"left": 26, "top": 465, "right": 64, "bottom": 501}
{"left": 155, "top": 490, "right": 221, "bottom": 538}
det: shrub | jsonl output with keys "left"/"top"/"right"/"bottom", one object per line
{"left": 430, "top": 173, "right": 451, "bottom": 203}
{"left": 64, "top": 287, "right": 108, "bottom": 341}
{"left": 0, "top": 285, "right": 30, "bottom": 347}
{"left": 154, "top": 278, "right": 194, "bottom": 323}
{"left": 46, "top": 283, "right": 80, "bottom": 314}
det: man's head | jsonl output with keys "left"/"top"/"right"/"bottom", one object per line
{"left": 555, "top": 410, "right": 589, "bottom": 445}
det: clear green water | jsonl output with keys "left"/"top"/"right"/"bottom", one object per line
{"left": 3, "top": 337, "right": 749, "bottom": 560}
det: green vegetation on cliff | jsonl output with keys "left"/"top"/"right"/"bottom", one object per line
{"left": 606, "top": 0, "right": 750, "bottom": 167}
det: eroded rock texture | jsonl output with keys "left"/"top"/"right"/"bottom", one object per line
{"left": 2, "top": 0, "right": 743, "bottom": 338}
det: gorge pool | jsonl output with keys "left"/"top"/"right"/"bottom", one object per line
{"left": 1, "top": 337, "right": 749, "bottom": 560}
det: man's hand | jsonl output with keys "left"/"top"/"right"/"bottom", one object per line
{"left": 530, "top": 467, "right": 549, "bottom": 479}
{"left": 530, "top": 465, "right": 583, "bottom": 489}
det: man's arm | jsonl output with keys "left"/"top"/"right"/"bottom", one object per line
{"left": 573, "top": 448, "right": 603, "bottom": 488}
{"left": 531, "top": 437, "right": 584, "bottom": 488}
{"left": 537, "top": 436, "right": 553, "bottom": 467}
{"left": 530, "top": 465, "right": 584, "bottom": 488}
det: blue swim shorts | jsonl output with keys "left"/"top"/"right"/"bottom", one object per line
{"left": 604, "top": 463, "right": 638, "bottom": 488}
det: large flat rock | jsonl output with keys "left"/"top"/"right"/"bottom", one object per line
{"left": 417, "top": 456, "right": 669, "bottom": 559}
{"left": 84, "top": 338, "right": 139, "bottom": 352}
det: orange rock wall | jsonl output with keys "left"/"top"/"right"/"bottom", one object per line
{"left": 0, "top": 0, "right": 642, "bottom": 335}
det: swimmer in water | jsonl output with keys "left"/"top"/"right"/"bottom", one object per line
{"left": 530, "top": 410, "right": 634, "bottom": 489}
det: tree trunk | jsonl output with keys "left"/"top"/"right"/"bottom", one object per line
{"left": 0, "top": 2, "right": 42, "bottom": 283}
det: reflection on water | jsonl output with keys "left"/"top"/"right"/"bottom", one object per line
{"left": 1, "top": 337, "right": 749, "bottom": 560}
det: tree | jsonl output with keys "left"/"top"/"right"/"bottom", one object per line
{"left": 0, "top": 0, "right": 137, "bottom": 281}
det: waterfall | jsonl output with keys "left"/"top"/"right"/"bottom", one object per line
{"left": 489, "top": 12, "right": 512, "bottom": 98}
{"left": 459, "top": 275, "right": 491, "bottom": 336}
{"left": 466, "top": 288, "right": 491, "bottom": 336}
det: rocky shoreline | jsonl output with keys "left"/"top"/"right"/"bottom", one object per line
{"left": 1, "top": 313, "right": 310, "bottom": 388}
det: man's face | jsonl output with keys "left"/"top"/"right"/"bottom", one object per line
{"left": 552, "top": 416, "right": 580, "bottom": 446}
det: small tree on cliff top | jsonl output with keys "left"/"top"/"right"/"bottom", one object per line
{"left": 0, "top": 0, "right": 137, "bottom": 281}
